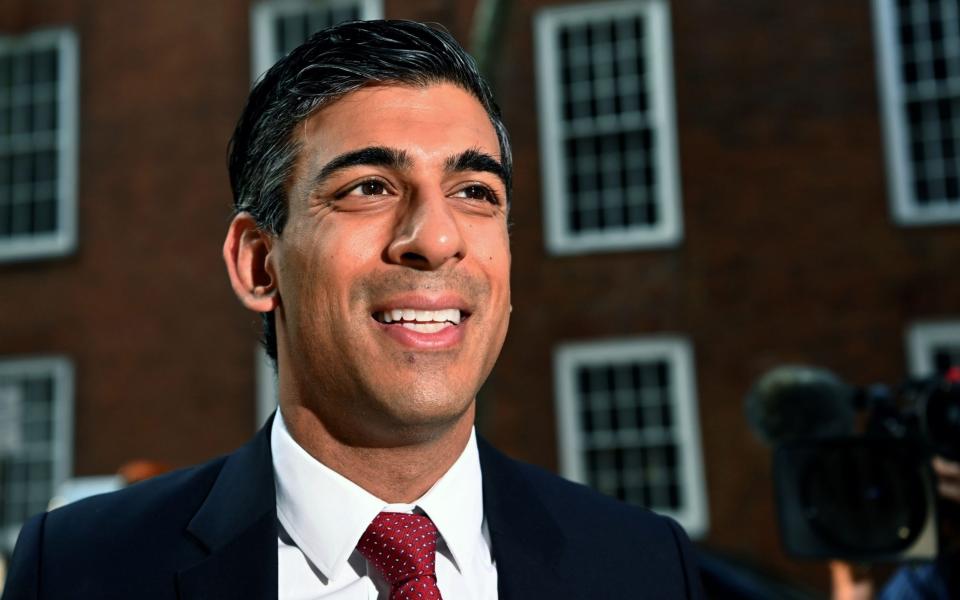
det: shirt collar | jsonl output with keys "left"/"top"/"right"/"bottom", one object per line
{"left": 271, "top": 410, "right": 484, "bottom": 579}
{"left": 415, "top": 425, "right": 484, "bottom": 573}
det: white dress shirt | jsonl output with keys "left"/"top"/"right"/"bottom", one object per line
{"left": 271, "top": 410, "right": 498, "bottom": 599}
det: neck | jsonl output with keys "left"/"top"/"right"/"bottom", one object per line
{"left": 279, "top": 402, "right": 475, "bottom": 503}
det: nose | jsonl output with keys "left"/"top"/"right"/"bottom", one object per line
{"left": 386, "top": 190, "right": 465, "bottom": 270}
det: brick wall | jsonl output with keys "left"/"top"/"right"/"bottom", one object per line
{"left": 2, "top": 0, "right": 957, "bottom": 591}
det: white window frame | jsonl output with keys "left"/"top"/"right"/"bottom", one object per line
{"left": 250, "top": 0, "right": 384, "bottom": 82}
{"left": 554, "top": 336, "right": 708, "bottom": 538}
{"left": 906, "top": 320, "right": 960, "bottom": 375}
{"left": 873, "top": 0, "right": 960, "bottom": 225}
{"left": 0, "top": 356, "right": 73, "bottom": 551}
{"left": 256, "top": 345, "right": 278, "bottom": 429}
{"left": 0, "top": 28, "right": 79, "bottom": 262}
{"left": 535, "top": 0, "right": 683, "bottom": 255}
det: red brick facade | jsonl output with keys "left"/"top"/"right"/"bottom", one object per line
{"left": 2, "top": 0, "right": 957, "bottom": 591}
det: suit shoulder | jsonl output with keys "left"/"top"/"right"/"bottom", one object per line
{"left": 44, "top": 453, "right": 228, "bottom": 546}
{"left": 484, "top": 441, "right": 677, "bottom": 536}
{"left": 481, "top": 441, "right": 705, "bottom": 597}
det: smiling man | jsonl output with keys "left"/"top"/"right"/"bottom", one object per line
{"left": 3, "top": 20, "right": 703, "bottom": 600}
{"left": 233, "top": 82, "right": 512, "bottom": 472}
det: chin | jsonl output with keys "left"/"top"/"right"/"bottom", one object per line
{"left": 373, "top": 386, "right": 475, "bottom": 435}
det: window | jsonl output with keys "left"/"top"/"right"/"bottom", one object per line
{"left": 0, "top": 29, "right": 78, "bottom": 262}
{"left": 251, "top": 0, "right": 383, "bottom": 81}
{"left": 906, "top": 320, "right": 960, "bottom": 376}
{"left": 256, "top": 346, "right": 277, "bottom": 429}
{"left": 874, "top": 0, "right": 960, "bottom": 225}
{"left": 554, "top": 337, "right": 708, "bottom": 537}
{"left": 0, "top": 357, "right": 73, "bottom": 551}
{"left": 535, "top": 0, "right": 682, "bottom": 255}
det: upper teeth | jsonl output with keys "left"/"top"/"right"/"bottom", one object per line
{"left": 379, "top": 308, "right": 461, "bottom": 324}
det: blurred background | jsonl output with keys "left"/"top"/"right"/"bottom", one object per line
{"left": 1, "top": 0, "right": 959, "bottom": 595}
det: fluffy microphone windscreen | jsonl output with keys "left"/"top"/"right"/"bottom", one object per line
{"left": 745, "top": 365, "right": 855, "bottom": 445}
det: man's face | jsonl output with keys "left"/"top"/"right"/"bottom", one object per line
{"left": 270, "top": 83, "right": 511, "bottom": 443}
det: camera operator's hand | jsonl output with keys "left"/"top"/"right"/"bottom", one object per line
{"left": 932, "top": 456, "right": 960, "bottom": 503}
{"left": 829, "top": 561, "right": 873, "bottom": 600}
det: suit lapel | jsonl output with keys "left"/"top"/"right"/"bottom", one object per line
{"left": 173, "top": 424, "right": 570, "bottom": 599}
{"left": 177, "top": 416, "right": 279, "bottom": 600}
{"left": 478, "top": 438, "right": 571, "bottom": 599}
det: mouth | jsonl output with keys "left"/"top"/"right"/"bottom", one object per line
{"left": 372, "top": 308, "right": 468, "bottom": 333}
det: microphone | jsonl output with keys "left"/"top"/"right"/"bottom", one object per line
{"left": 745, "top": 365, "right": 855, "bottom": 445}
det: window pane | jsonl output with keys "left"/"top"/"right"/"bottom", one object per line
{"left": 0, "top": 360, "right": 71, "bottom": 536}
{"left": 880, "top": 0, "right": 960, "bottom": 220}
{"left": 538, "top": 2, "right": 681, "bottom": 251}
{"left": 573, "top": 356, "right": 681, "bottom": 510}
{"left": 0, "top": 31, "right": 72, "bottom": 252}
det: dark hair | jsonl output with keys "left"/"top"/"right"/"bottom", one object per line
{"left": 227, "top": 20, "right": 512, "bottom": 364}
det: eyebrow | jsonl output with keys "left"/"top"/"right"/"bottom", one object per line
{"left": 444, "top": 148, "right": 507, "bottom": 188}
{"left": 310, "top": 145, "right": 508, "bottom": 192}
{"left": 311, "top": 146, "right": 411, "bottom": 190}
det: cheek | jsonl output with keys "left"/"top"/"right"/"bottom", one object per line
{"left": 324, "top": 215, "right": 391, "bottom": 257}
{"left": 301, "top": 230, "right": 383, "bottom": 313}
{"left": 476, "top": 228, "right": 511, "bottom": 281}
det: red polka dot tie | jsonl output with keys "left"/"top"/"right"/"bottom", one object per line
{"left": 356, "top": 512, "right": 444, "bottom": 600}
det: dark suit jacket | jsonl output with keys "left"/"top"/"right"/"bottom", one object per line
{"left": 3, "top": 418, "right": 704, "bottom": 599}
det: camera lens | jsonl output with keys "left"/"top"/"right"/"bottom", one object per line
{"left": 799, "top": 440, "right": 927, "bottom": 553}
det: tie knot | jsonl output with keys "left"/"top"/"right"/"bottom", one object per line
{"left": 356, "top": 512, "right": 441, "bottom": 589}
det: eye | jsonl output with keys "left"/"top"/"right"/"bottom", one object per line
{"left": 454, "top": 184, "right": 498, "bottom": 204}
{"left": 341, "top": 179, "right": 390, "bottom": 197}
{"left": 348, "top": 179, "right": 387, "bottom": 196}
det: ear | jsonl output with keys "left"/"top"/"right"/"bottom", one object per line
{"left": 223, "top": 212, "right": 279, "bottom": 313}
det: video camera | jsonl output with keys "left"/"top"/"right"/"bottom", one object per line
{"left": 745, "top": 365, "right": 960, "bottom": 561}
